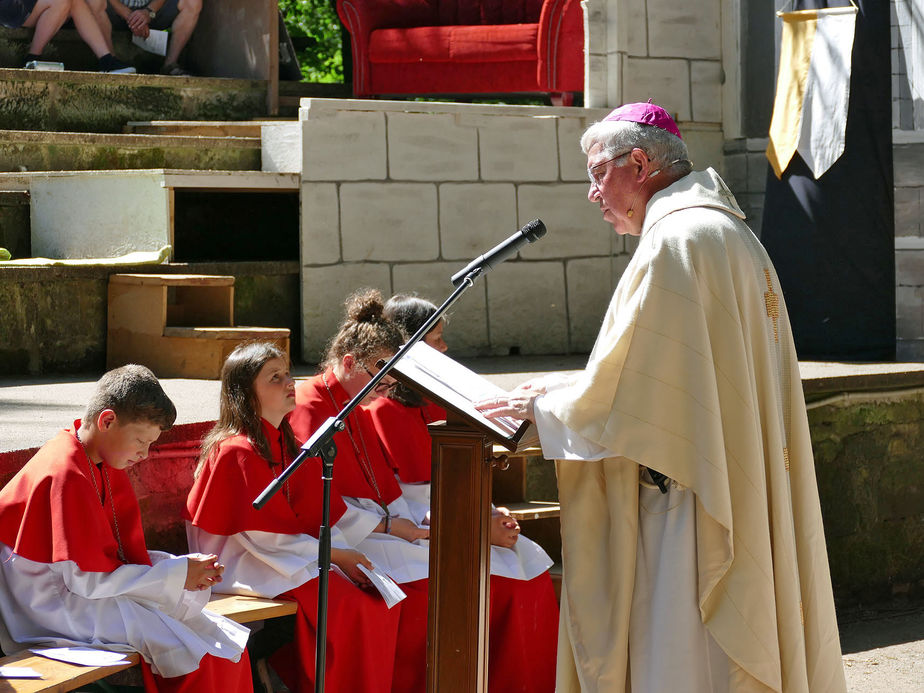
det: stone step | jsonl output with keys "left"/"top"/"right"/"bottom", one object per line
{"left": 0, "top": 68, "right": 272, "bottom": 133}
{"left": 124, "top": 120, "right": 292, "bottom": 138}
{"left": 0, "top": 168, "right": 300, "bottom": 262}
{"left": 0, "top": 129, "right": 261, "bottom": 173}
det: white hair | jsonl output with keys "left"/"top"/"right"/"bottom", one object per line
{"left": 581, "top": 120, "right": 692, "bottom": 177}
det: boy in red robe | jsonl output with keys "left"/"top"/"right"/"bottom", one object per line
{"left": 0, "top": 364, "right": 252, "bottom": 692}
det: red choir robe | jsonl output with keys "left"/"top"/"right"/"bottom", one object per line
{"left": 0, "top": 424, "right": 251, "bottom": 692}
{"left": 368, "top": 396, "right": 560, "bottom": 693}
{"left": 185, "top": 418, "right": 399, "bottom": 693}
{"left": 292, "top": 372, "right": 430, "bottom": 692}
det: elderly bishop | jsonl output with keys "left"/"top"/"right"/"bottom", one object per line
{"left": 477, "top": 103, "right": 846, "bottom": 693}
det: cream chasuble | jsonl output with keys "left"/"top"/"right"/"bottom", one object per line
{"left": 539, "top": 169, "right": 845, "bottom": 692}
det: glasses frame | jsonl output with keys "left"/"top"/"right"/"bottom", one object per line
{"left": 587, "top": 149, "right": 634, "bottom": 186}
{"left": 361, "top": 359, "right": 396, "bottom": 392}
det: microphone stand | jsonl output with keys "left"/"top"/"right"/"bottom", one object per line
{"left": 253, "top": 268, "right": 484, "bottom": 693}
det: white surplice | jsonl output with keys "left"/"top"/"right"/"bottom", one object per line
{"left": 0, "top": 545, "right": 249, "bottom": 678}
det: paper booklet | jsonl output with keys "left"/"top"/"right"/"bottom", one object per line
{"left": 357, "top": 564, "right": 407, "bottom": 609}
{"left": 30, "top": 646, "right": 133, "bottom": 667}
{"left": 330, "top": 563, "right": 406, "bottom": 608}
{"left": 389, "top": 342, "right": 534, "bottom": 452}
{"left": 132, "top": 29, "right": 168, "bottom": 56}
{"left": 0, "top": 666, "right": 41, "bottom": 678}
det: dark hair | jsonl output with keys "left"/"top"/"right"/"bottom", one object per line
{"left": 196, "top": 342, "right": 298, "bottom": 477}
{"left": 84, "top": 364, "right": 176, "bottom": 430}
{"left": 322, "top": 288, "right": 403, "bottom": 371}
{"left": 383, "top": 294, "right": 442, "bottom": 408}
{"left": 383, "top": 294, "right": 441, "bottom": 339}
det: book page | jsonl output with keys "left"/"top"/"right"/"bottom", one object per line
{"left": 30, "top": 647, "right": 133, "bottom": 667}
{"left": 391, "top": 342, "right": 528, "bottom": 445}
{"left": 357, "top": 564, "right": 407, "bottom": 609}
{"left": 132, "top": 29, "right": 168, "bottom": 56}
{"left": 0, "top": 667, "right": 41, "bottom": 678}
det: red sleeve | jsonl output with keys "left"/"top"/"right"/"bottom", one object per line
{"left": 186, "top": 436, "right": 346, "bottom": 538}
{"left": 367, "top": 398, "right": 433, "bottom": 484}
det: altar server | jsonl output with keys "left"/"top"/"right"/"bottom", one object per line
{"left": 0, "top": 364, "right": 252, "bottom": 692}
{"left": 186, "top": 341, "right": 400, "bottom": 693}
{"left": 368, "top": 293, "right": 558, "bottom": 693}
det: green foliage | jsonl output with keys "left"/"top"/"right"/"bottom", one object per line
{"left": 279, "top": 0, "right": 344, "bottom": 83}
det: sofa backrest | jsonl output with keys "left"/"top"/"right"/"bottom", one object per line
{"left": 436, "top": 0, "right": 545, "bottom": 25}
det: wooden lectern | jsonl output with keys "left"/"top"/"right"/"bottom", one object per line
{"left": 389, "top": 344, "right": 531, "bottom": 692}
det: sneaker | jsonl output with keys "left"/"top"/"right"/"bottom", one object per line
{"left": 98, "top": 54, "right": 136, "bottom": 74}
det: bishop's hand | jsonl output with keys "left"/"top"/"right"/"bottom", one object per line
{"left": 474, "top": 383, "right": 541, "bottom": 423}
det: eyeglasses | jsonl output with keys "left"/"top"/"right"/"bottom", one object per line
{"left": 361, "top": 359, "right": 396, "bottom": 393}
{"left": 587, "top": 149, "right": 633, "bottom": 186}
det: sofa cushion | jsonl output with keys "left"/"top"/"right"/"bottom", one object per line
{"left": 369, "top": 24, "right": 539, "bottom": 64}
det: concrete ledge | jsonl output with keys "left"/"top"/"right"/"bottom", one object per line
{"left": 0, "top": 68, "right": 270, "bottom": 133}
{"left": 801, "top": 362, "right": 924, "bottom": 398}
{"left": 0, "top": 129, "right": 261, "bottom": 173}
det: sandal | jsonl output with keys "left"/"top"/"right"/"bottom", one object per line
{"left": 161, "top": 63, "right": 192, "bottom": 77}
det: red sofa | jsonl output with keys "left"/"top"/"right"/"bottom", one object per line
{"left": 336, "top": 0, "right": 584, "bottom": 101}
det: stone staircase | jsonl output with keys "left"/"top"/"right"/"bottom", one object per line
{"left": 0, "top": 49, "right": 307, "bottom": 370}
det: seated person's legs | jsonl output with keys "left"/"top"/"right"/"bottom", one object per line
{"left": 0, "top": 0, "right": 132, "bottom": 71}
{"left": 107, "top": 0, "right": 198, "bottom": 74}
{"left": 70, "top": 0, "right": 133, "bottom": 71}
{"left": 161, "top": 0, "right": 198, "bottom": 74}
{"left": 16, "top": 0, "right": 68, "bottom": 63}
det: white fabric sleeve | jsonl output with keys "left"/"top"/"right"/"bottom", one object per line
{"left": 54, "top": 553, "right": 188, "bottom": 618}
{"left": 533, "top": 393, "right": 615, "bottom": 461}
{"left": 332, "top": 501, "right": 382, "bottom": 548}
{"left": 397, "top": 481, "right": 431, "bottom": 526}
{"left": 186, "top": 523, "right": 319, "bottom": 599}
{"left": 0, "top": 544, "right": 249, "bottom": 679}
{"left": 385, "top": 495, "right": 415, "bottom": 521}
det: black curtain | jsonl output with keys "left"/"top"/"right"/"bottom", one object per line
{"left": 760, "top": 0, "right": 894, "bottom": 360}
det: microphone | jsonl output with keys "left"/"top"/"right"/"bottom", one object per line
{"left": 451, "top": 219, "right": 547, "bottom": 287}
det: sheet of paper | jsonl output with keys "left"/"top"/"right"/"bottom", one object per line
{"left": 0, "top": 666, "right": 41, "bottom": 678}
{"left": 358, "top": 564, "right": 407, "bottom": 609}
{"left": 30, "top": 647, "right": 132, "bottom": 667}
{"left": 132, "top": 29, "right": 168, "bottom": 56}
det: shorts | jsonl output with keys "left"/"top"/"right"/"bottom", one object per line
{"left": 0, "top": 0, "right": 38, "bottom": 28}
{"left": 107, "top": 0, "right": 180, "bottom": 31}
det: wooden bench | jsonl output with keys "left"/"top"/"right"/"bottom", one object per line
{"left": 107, "top": 273, "right": 290, "bottom": 379}
{"left": 0, "top": 593, "right": 296, "bottom": 692}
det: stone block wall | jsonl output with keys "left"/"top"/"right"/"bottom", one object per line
{"left": 295, "top": 99, "right": 640, "bottom": 362}
{"left": 293, "top": 99, "right": 726, "bottom": 362}
{"left": 893, "top": 135, "right": 924, "bottom": 360}
{"left": 721, "top": 137, "right": 770, "bottom": 237}
{"left": 583, "top": 0, "right": 724, "bottom": 126}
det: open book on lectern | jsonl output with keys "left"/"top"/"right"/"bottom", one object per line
{"left": 388, "top": 342, "right": 537, "bottom": 452}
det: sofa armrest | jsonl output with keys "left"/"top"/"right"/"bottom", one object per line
{"left": 537, "top": 0, "right": 584, "bottom": 92}
{"left": 338, "top": 0, "right": 438, "bottom": 95}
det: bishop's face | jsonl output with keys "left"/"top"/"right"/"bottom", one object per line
{"left": 586, "top": 142, "right": 643, "bottom": 236}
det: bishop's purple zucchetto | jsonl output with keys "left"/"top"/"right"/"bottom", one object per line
{"left": 603, "top": 101, "right": 682, "bottom": 140}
